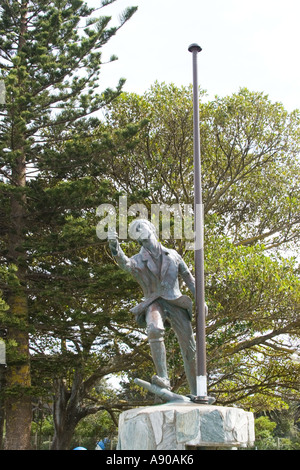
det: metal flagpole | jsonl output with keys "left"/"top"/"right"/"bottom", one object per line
{"left": 188, "top": 43, "right": 210, "bottom": 404}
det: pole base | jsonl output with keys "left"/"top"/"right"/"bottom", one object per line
{"left": 189, "top": 395, "right": 216, "bottom": 405}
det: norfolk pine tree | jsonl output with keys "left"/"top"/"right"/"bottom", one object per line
{"left": 0, "top": 0, "right": 137, "bottom": 449}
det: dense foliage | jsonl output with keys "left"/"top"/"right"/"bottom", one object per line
{"left": 102, "top": 83, "right": 300, "bottom": 410}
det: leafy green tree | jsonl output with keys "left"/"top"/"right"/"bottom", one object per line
{"left": 104, "top": 83, "right": 300, "bottom": 249}
{"left": 269, "top": 402, "right": 300, "bottom": 447}
{"left": 254, "top": 416, "right": 277, "bottom": 449}
{"left": 0, "top": 0, "right": 137, "bottom": 449}
{"left": 255, "top": 408, "right": 300, "bottom": 450}
{"left": 203, "top": 239, "right": 300, "bottom": 409}
{"left": 102, "top": 83, "right": 300, "bottom": 410}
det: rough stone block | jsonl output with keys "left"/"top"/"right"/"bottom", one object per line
{"left": 117, "top": 403, "right": 255, "bottom": 450}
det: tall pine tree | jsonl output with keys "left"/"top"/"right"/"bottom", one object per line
{"left": 0, "top": 0, "right": 137, "bottom": 449}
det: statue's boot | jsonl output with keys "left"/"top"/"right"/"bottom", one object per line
{"left": 151, "top": 374, "right": 171, "bottom": 390}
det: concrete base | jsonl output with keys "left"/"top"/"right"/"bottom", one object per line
{"left": 117, "top": 403, "right": 255, "bottom": 450}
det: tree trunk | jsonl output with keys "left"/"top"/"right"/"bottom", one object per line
{"left": 4, "top": 152, "right": 32, "bottom": 450}
{"left": 51, "top": 426, "right": 77, "bottom": 451}
{"left": 51, "top": 378, "right": 81, "bottom": 450}
{"left": 3, "top": 0, "right": 33, "bottom": 450}
{"left": 4, "top": 294, "right": 32, "bottom": 450}
{"left": 4, "top": 124, "right": 32, "bottom": 450}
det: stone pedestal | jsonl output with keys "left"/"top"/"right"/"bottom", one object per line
{"left": 117, "top": 403, "right": 255, "bottom": 450}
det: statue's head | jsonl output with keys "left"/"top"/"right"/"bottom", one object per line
{"left": 129, "top": 219, "right": 157, "bottom": 245}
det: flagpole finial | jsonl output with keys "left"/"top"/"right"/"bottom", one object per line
{"left": 188, "top": 43, "right": 202, "bottom": 53}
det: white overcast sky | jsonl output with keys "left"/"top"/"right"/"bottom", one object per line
{"left": 91, "top": 0, "right": 300, "bottom": 112}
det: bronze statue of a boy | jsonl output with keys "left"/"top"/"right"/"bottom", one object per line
{"left": 109, "top": 219, "right": 197, "bottom": 395}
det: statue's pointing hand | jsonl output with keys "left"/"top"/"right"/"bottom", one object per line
{"left": 108, "top": 230, "right": 118, "bottom": 255}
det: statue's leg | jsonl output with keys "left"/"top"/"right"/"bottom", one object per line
{"left": 146, "top": 302, "right": 170, "bottom": 390}
{"left": 169, "top": 308, "right": 197, "bottom": 396}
